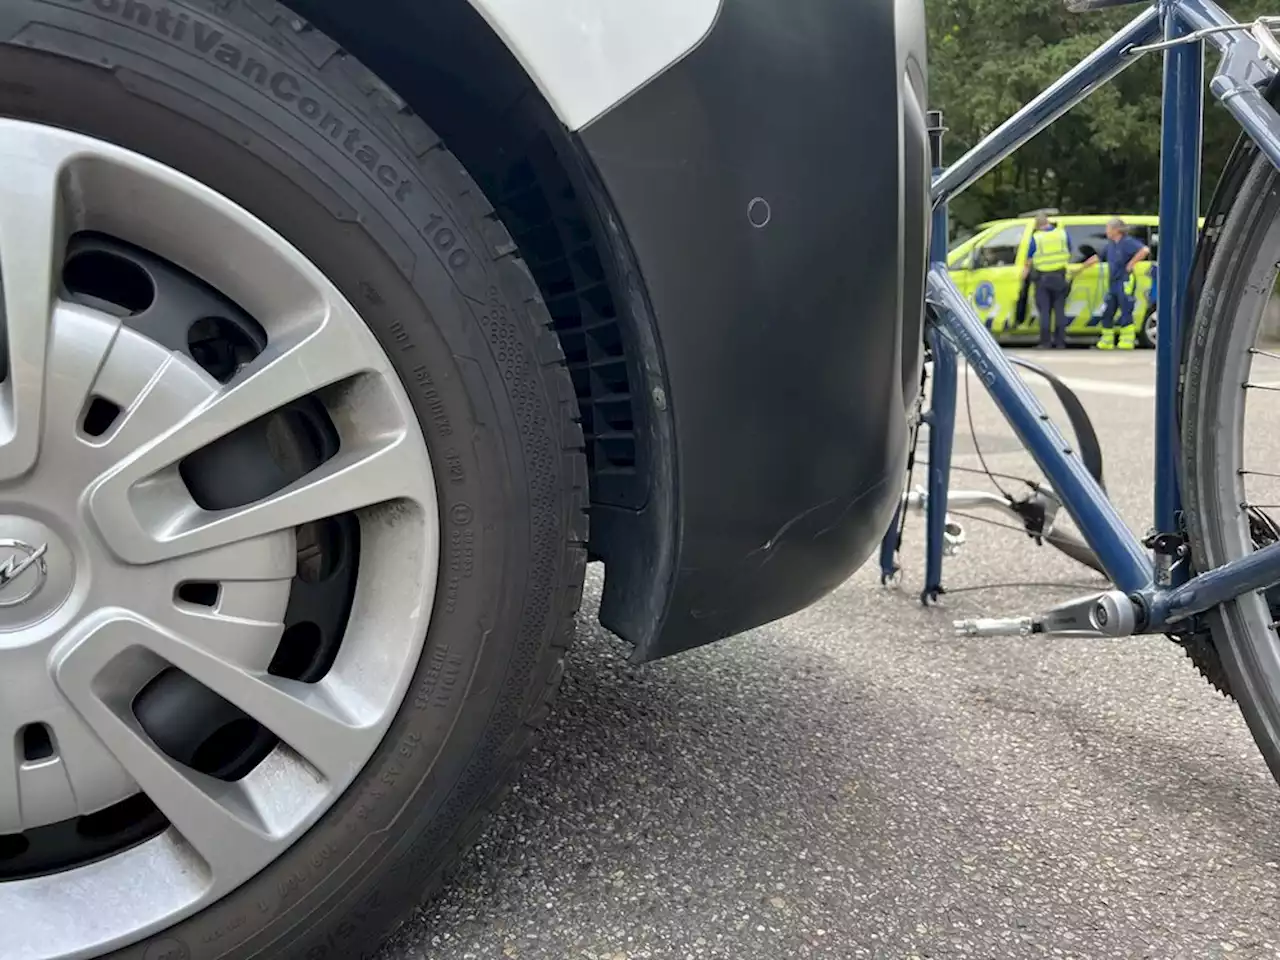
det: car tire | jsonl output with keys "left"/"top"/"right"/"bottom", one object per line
{"left": 1137, "top": 304, "right": 1157, "bottom": 349}
{"left": 0, "top": 1, "right": 587, "bottom": 958}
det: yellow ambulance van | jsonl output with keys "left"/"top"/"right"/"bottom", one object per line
{"left": 947, "top": 214, "right": 1167, "bottom": 348}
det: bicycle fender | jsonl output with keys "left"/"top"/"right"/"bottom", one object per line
{"left": 1007, "top": 355, "right": 1106, "bottom": 490}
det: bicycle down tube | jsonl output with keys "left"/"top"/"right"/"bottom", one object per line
{"left": 925, "top": 271, "right": 1153, "bottom": 595}
{"left": 902, "top": 0, "right": 1280, "bottom": 631}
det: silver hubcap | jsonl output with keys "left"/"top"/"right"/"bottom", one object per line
{"left": 0, "top": 120, "right": 438, "bottom": 959}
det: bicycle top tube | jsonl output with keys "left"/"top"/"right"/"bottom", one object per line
{"left": 931, "top": 6, "right": 1159, "bottom": 206}
{"left": 931, "top": 0, "right": 1273, "bottom": 209}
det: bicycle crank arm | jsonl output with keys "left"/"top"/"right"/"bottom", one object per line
{"left": 955, "top": 589, "right": 1138, "bottom": 638}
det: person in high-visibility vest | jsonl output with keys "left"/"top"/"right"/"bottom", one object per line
{"left": 1023, "top": 213, "right": 1073, "bottom": 349}
{"left": 1077, "top": 218, "right": 1151, "bottom": 350}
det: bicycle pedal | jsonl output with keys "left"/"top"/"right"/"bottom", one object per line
{"left": 954, "top": 590, "right": 1138, "bottom": 639}
{"left": 954, "top": 616, "right": 1037, "bottom": 637}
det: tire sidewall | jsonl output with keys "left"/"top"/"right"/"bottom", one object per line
{"left": 0, "top": 2, "right": 568, "bottom": 958}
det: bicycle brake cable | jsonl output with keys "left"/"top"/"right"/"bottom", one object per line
{"left": 964, "top": 359, "right": 1017, "bottom": 502}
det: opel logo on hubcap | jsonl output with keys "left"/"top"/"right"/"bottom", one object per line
{"left": 0, "top": 539, "right": 49, "bottom": 608}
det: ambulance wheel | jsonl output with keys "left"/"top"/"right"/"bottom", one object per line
{"left": 0, "top": 1, "right": 588, "bottom": 958}
{"left": 1138, "top": 307, "right": 1157, "bottom": 349}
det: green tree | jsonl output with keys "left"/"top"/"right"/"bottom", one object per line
{"left": 929, "top": 0, "right": 1271, "bottom": 235}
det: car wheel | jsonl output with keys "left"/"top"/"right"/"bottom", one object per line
{"left": 0, "top": 2, "right": 587, "bottom": 958}
{"left": 1138, "top": 305, "right": 1157, "bottom": 349}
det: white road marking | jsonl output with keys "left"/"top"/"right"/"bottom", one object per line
{"left": 1010, "top": 351, "right": 1155, "bottom": 366}
{"left": 962, "top": 366, "right": 1155, "bottom": 399}
{"left": 1048, "top": 376, "right": 1155, "bottom": 398}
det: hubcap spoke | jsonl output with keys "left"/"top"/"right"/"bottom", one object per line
{"left": 43, "top": 305, "right": 122, "bottom": 446}
{"left": 159, "top": 535, "right": 299, "bottom": 585}
{"left": 56, "top": 611, "right": 374, "bottom": 785}
{"left": 62, "top": 707, "right": 271, "bottom": 879}
{"left": 163, "top": 434, "right": 425, "bottom": 559}
{"left": 160, "top": 604, "right": 286, "bottom": 675}
{"left": 92, "top": 425, "right": 426, "bottom": 565}
{"left": 103, "top": 311, "right": 383, "bottom": 478}
{"left": 141, "top": 536, "right": 295, "bottom": 675}
{"left": 81, "top": 331, "right": 206, "bottom": 454}
{"left": 0, "top": 136, "right": 76, "bottom": 483}
{"left": 52, "top": 638, "right": 271, "bottom": 878}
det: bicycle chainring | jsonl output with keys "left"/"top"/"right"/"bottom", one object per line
{"left": 1178, "top": 508, "right": 1280, "bottom": 699}
{"left": 1178, "top": 629, "right": 1231, "bottom": 698}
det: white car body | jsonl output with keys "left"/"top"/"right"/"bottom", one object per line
{"left": 465, "top": 0, "right": 723, "bottom": 130}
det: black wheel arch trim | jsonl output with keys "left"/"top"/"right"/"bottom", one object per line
{"left": 577, "top": 0, "right": 929, "bottom": 657}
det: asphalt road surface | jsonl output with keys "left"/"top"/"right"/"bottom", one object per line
{"left": 377, "top": 348, "right": 1280, "bottom": 960}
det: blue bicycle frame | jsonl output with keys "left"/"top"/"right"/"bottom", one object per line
{"left": 887, "top": 0, "right": 1280, "bottom": 632}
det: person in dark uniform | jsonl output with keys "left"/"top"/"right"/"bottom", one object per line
{"left": 1023, "top": 213, "right": 1073, "bottom": 348}
{"left": 1079, "top": 218, "right": 1150, "bottom": 350}
{"left": 1014, "top": 269, "right": 1034, "bottom": 331}
{"left": 1145, "top": 261, "right": 1157, "bottom": 340}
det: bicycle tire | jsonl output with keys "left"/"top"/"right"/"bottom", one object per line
{"left": 1182, "top": 152, "right": 1280, "bottom": 785}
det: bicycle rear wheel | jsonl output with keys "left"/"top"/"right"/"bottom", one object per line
{"left": 1183, "top": 155, "right": 1280, "bottom": 778}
